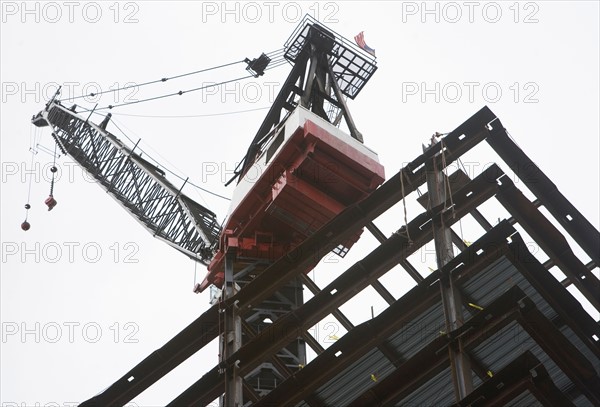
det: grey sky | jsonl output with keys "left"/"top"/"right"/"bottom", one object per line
{"left": 1, "top": 1, "right": 598, "bottom": 406}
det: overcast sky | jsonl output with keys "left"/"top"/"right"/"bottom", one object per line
{"left": 1, "top": 1, "right": 599, "bottom": 406}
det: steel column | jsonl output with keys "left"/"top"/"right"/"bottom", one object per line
{"left": 222, "top": 250, "right": 242, "bottom": 407}
{"left": 425, "top": 143, "right": 473, "bottom": 401}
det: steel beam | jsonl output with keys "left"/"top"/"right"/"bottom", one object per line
{"left": 254, "top": 223, "right": 518, "bottom": 407}
{"left": 450, "top": 351, "right": 575, "bottom": 407}
{"left": 496, "top": 175, "right": 600, "bottom": 311}
{"left": 79, "top": 306, "right": 220, "bottom": 407}
{"left": 518, "top": 304, "right": 600, "bottom": 405}
{"left": 347, "top": 288, "right": 600, "bottom": 407}
{"left": 486, "top": 119, "right": 600, "bottom": 266}
{"left": 505, "top": 234, "right": 600, "bottom": 359}
{"left": 366, "top": 221, "right": 423, "bottom": 284}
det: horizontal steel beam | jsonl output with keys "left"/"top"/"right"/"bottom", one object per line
{"left": 79, "top": 306, "right": 220, "bottom": 406}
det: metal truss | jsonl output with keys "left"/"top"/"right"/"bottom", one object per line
{"left": 32, "top": 102, "right": 221, "bottom": 264}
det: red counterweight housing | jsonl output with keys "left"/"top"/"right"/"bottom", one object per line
{"left": 199, "top": 106, "right": 385, "bottom": 291}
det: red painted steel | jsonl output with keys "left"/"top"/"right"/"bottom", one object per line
{"left": 200, "top": 118, "right": 385, "bottom": 290}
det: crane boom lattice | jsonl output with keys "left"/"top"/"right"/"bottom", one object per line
{"left": 32, "top": 102, "right": 221, "bottom": 264}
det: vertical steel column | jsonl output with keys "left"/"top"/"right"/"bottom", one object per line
{"left": 425, "top": 142, "right": 473, "bottom": 401}
{"left": 222, "top": 249, "right": 242, "bottom": 407}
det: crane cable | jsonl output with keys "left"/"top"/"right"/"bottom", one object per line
{"left": 21, "top": 125, "right": 40, "bottom": 230}
{"left": 49, "top": 142, "right": 57, "bottom": 197}
{"left": 102, "top": 58, "right": 290, "bottom": 119}
{"left": 108, "top": 118, "right": 232, "bottom": 201}
{"left": 109, "top": 105, "right": 271, "bottom": 119}
{"left": 58, "top": 60, "right": 243, "bottom": 102}
{"left": 80, "top": 74, "right": 259, "bottom": 112}
{"left": 77, "top": 54, "right": 289, "bottom": 113}
{"left": 59, "top": 48, "right": 287, "bottom": 104}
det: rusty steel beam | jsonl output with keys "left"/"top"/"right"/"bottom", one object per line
{"left": 486, "top": 118, "right": 600, "bottom": 266}
{"left": 425, "top": 147, "right": 473, "bottom": 401}
{"left": 299, "top": 273, "right": 405, "bottom": 368}
{"left": 496, "top": 175, "right": 600, "bottom": 311}
{"left": 417, "top": 168, "right": 494, "bottom": 234}
{"left": 79, "top": 305, "right": 220, "bottom": 407}
{"left": 302, "top": 331, "right": 325, "bottom": 355}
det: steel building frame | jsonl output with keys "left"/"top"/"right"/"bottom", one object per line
{"left": 80, "top": 106, "right": 600, "bottom": 406}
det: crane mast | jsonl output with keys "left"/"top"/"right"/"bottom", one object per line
{"left": 32, "top": 100, "right": 221, "bottom": 264}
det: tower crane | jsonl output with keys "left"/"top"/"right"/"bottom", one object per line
{"left": 30, "top": 15, "right": 380, "bottom": 278}
{"left": 31, "top": 16, "right": 383, "bottom": 405}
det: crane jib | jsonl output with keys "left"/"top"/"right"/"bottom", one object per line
{"left": 32, "top": 102, "right": 222, "bottom": 264}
